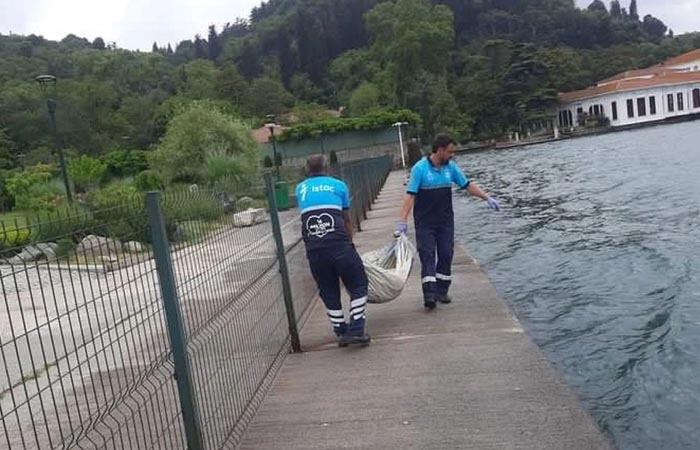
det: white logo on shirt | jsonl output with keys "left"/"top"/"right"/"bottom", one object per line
{"left": 311, "top": 185, "right": 335, "bottom": 193}
{"left": 306, "top": 213, "right": 336, "bottom": 238}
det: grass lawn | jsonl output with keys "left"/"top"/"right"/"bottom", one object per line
{"left": 0, "top": 211, "right": 28, "bottom": 228}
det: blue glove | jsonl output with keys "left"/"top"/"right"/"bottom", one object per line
{"left": 396, "top": 221, "right": 408, "bottom": 234}
{"left": 486, "top": 197, "right": 501, "bottom": 211}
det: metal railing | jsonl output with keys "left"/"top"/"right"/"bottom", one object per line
{"left": 0, "top": 156, "right": 392, "bottom": 450}
{"left": 339, "top": 155, "right": 393, "bottom": 233}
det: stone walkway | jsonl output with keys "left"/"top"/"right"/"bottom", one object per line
{"left": 238, "top": 171, "right": 614, "bottom": 450}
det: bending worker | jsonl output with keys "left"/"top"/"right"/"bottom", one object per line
{"left": 295, "top": 154, "right": 371, "bottom": 346}
{"left": 396, "top": 134, "right": 501, "bottom": 310}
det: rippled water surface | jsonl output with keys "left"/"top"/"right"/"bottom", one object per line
{"left": 453, "top": 121, "right": 700, "bottom": 450}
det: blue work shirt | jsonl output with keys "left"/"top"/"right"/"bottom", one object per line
{"left": 406, "top": 157, "right": 470, "bottom": 228}
{"left": 295, "top": 175, "right": 352, "bottom": 250}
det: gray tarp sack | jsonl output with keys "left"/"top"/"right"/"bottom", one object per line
{"left": 362, "top": 234, "right": 416, "bottom": 304}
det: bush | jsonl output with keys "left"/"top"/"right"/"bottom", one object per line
{"left": 5, "top": 164, "right": 65, "bottom": 212}
{"left": 204, "top": 152, "right": 247, "bottom": 187}
{"left": 87, "top": 181, "right": 147, "bottom": 242}
{"left": 134, "top": 170, "right": 165, "bottom": 191}
{"left": 163, "top": 189, "right": 223, "bottom": 223}
{"left": 150, "top": 101, "right": 260, "bottom": 184}
{"left": 0, "top": 227, "right": 32, "bottom": 253}
{"left": 68, "top": 155, "right": 107, "bottom": 192}
{"left": 31, "top": 206, "right": 96, "bottom": 243}
{"left": 55, "top": 237, "right": 77, "bottom": 258}
{"left": 103, "top": 150, "right": 149, "bottom": 178}
{"left": 162, "top": 189, "right": 224, "bottom": 241}
{"left": 263, "top": 156, "right": 273, "bottom": 168}
{"left": 278, "top": 109, "right": 421, "bottom": 141}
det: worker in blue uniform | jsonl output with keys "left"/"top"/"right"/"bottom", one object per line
{"left": 396, "top": 134, "right": 501, "bottom": 310}
{"left": 295, "top": 154, "right": 371, "bottom": 346}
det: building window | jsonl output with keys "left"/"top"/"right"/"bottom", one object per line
{"left": 612, "top": 101, "right": 618, "bottom": 121}
{"left": 637, "top": 98, "right": 647, "bottom": 116}
{"left": 668, "top": 94, "right": 675, "bottom": 112}
{"left": 627, "top": 99, "right": 634, "bottom": 118}
{"left": 649, "top": 96, "right": 657, "bottom": 115}
{"left": 693, "top": 89, "right": 700, "bottom": 109}
{"left": 678, "top": 93, "right": 685, "bottom": 111}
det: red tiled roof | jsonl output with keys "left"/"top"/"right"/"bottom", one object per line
{"left": 251, "top": 126, "right": 290, "bottom": 144}
{"left": 560, "top": 71, "right": 700, "bottom": 102}
{"left": 598, "top": 66, "right": 685, "bottom": 84}
{"left": 662, "top": 49, "right": 700, "bottom": 67}
{"left": 560, "top": 49, "right": 700, "bottom": 102}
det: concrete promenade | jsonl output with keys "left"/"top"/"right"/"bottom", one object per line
{"left": 238, "top": 171, "right": 615, "bottom": 450}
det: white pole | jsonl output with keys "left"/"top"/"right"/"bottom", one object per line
{"left": 397, "top": 125, "right": 406, "bottom": 169}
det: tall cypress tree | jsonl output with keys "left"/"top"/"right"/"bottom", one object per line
{"left": 194, "top": 34, "right": 207, "bottom": 59}
{"left": 629, "top": 0, "right": 639, "bottom": 21}
{"left": 207, "top": 25, "right": 222, "bottom": 60}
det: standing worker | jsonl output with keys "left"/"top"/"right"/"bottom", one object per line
{"left": 295, "top": 154, "right": 371, "bottom": 346}
{"left": 396, "top": 134, "right": 501, "bottom": 310}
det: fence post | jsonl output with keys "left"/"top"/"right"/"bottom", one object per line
{"left": 145, "top": 192, "right": 204, "bottom": 450}
{"left": 264, "top": 173, "right": 302, "bottom": 353}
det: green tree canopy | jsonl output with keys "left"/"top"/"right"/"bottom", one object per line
{"left": 149, "top": 101, "right": 259, "bottom": 184}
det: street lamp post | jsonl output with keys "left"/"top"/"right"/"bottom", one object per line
{"left": 392, "top": 121, "right": 409, "bottom": 184}
{"left": 36, "top": 75, "right": 72, "bottom": 203}
{"left": 265, "top": 114, "right": 280, "bottom": 180}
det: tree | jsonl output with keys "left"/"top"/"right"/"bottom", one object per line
{"left": 241, "top": 77, "right": 295, "bottom": 117}
{"left": 364, "top": 0, "right": 455, "bottom": 106}
{"left": 166, "top": 43, "right": 174, "bottom": 55}
{"left": 216, "top": 64, "right": 250, "bottom": 108}
{"left": 177, "top": 60, "right": 219, "bottom": 99}
{"left": 289, "top": 74, "right": 320, "bottom": 103}
{"left": 152, "top": 42, "right": 159, "bottom": 53}
{"left": 629, "top": 0, "right": 639, "bottom": 21}
{"left": 68, "top": 155, "right": 107, "bottom": 192}
{"left": 207, "top": 25, "right": 222, "bottom": 60}
{"left": 194, "top": 34, "right": 207, "bottom": 59}
{"left": 588, "top": 1, "right": 608, "bottom": 14}
{"left": 149, "top": 101, "right": 259, "bottom": 184}
{"left": 610, "top": 1, "right": 622, "bottom": 18}
{"left": 92, "top": 37, "right": 106, "bottom": 50}
{"left": 642, "top": 15, "right": 668, "bottom": 39}
{"left": 0, "top": 129, "right": 16, "bottom": 171}
{"left": 348, "top": 82, "right": 380, "bottom": 116}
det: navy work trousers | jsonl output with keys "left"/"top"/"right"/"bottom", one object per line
{"left": 306, "top": 244, "right": 368, "bottom": 333}
{"left": 415, "top": 224, "right": 454, "bottom": 299}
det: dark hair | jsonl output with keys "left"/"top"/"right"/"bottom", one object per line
{"left": 306, "top": 154, "right": 328, "bottom": 175}
{"left": 432, "top": 134, "right": 457, "bottom": 153}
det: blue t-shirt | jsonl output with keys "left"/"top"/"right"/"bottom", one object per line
{"left": 406, "top": 157, "right": 470, "bottom": 227}
{"left": 295, "top": 175, "right": 352, "bottom": 250}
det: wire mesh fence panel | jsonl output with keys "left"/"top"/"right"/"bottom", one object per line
{"left": 155, "top": 186, "right": 302, "bottom": 450}
{"left": 0, "top": 200, "right": 186, "bottom": 450}
{"left": 1, "top": 156, "right": 392, "bottom": 450}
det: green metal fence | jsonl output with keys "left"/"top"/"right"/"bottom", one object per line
{"left": 339, "top": 155, "right": 393, "bottom": 233}
{"left": 0, "top": 156, "right": 392, "bottom": 450}
{"left": 263, "top": 128, "right": 398, "bottom": 161}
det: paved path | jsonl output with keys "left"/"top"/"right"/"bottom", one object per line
{"left": 238, "top": 171, "right": 615, "bottom": 450}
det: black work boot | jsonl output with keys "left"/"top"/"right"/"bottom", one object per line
{"left": 334, "top": 323, "right": 348, "bottom": 346}
{"left": 435, "top": 294, "right": 452, "bottom": 304}
{"left": 339, "top": 318, "right": 371, "bottom": 347}
{"left": 424, "top": 296, "right": 437, "bottom": 311}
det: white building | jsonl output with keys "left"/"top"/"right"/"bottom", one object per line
{"left": 557, "top": 49, "right": 700, "bottom": 129}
